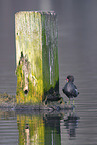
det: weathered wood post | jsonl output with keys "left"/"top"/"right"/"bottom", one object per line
{"left": 15, "top": 11, "right": 59, "bottom": 104}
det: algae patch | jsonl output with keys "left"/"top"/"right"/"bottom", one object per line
{"left": 15, "top": 11, "right": 59, "bottom": 105}
{"left": 16, "top": 51, "right": 43, "bottom": 104}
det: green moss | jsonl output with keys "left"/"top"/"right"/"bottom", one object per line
{"left": 16, "top": 52, "right": 43, "bottom": 104}
{"left": 41, "top": 13, "right": 59, "bottom": 95}
{"left": 15, "top": 11, "right": 59, "bottom": 105}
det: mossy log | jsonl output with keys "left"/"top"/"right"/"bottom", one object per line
{"left": 15, "top": 11, "right": 59, "bottom": 104}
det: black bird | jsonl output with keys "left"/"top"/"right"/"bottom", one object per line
{"left": 62, "top": 75, "right": 79, "bottom": 104}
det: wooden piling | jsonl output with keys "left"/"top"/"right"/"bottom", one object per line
{"left": 15, "top": 11, "right": 59, "bottom": 104}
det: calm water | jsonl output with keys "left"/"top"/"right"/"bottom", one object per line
{"left": 0, "top": 0, "right": 97, "bottom": 144}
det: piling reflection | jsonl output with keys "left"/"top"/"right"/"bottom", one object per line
{"left": 17, "top": 113, "right": 45, "bottom": 145}
{"left": 63, "top": 110, "right": 80, "bottom": 139}
{"left": 17, "top": 111, "right": 63, "bottom": 145}
{"left": 43, "top": 112, "right": 62, "bottom": 145}
{"left": 0, "top": 109, "right": 16, "bottom": 120}
{"left": 16, "top": 110, "right": 80, "bottom": 144}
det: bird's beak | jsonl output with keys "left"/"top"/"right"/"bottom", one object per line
{"left": 66, "top": 78, "right": 69, "bottom": 83}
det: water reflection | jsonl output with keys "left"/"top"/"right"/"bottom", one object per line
{"left": 16, "top": 111, "right": 62, "bottom": 145}
{"left": 64, "top": 110, "right": 80, "bottom": 139}
{"left": 17, "top": 112, "right": 44, "bottom": 145}
{"left": 43, "top": 112, "right": 62, "bottom": 145}
{"left": 16, "top": 109, "right": 80, "bottom": 145}
{"left": 0, "top": 109, "right": 16, "bottom": 120}
{"left": 0, "top": 109, "right": 80, "bottom": 145}
{"left": 0, "top": 109, "right": 18, "bottom": 145}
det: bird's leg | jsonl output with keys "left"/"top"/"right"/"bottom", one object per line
{"left": 73, "top": 106, "right": 75, "bottom": 113}
{"left": 69, "top": 98, "right": 70, "bottom": 105}
{"left": 73, "top": 99, "right": 74, "bottom": 105}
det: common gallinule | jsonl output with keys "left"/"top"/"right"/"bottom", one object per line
{"left": 62, "top": 75, "right": 79, "bottom": 104}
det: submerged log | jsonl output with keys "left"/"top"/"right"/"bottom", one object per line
{"left": 15, "top": 11, "right": 59, "bottom": 104}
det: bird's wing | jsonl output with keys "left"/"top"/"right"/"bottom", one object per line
{"left": 72, "top": 85, "right": 79, "bottom": 97}
{"left": 62, "top": 84, "right": 69, "bottom": 95}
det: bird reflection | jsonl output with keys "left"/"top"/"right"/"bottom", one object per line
{"left": 64, "top": 111, "right": 80, "bottom": 138}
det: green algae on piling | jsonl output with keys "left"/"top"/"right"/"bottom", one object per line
{"left": 15, "top": 11, "right": 59, "bottom": 104}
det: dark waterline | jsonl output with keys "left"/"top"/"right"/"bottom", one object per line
{"left": 0, "top": 0, "right": 97, "bottom": 144}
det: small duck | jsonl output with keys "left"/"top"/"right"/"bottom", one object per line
{"left": 62, "top": 75, "right": 79, "bottom": 104}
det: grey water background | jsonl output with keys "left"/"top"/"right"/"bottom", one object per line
{"left": 0, "top": 0, "right": 97, "bottom": 144}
